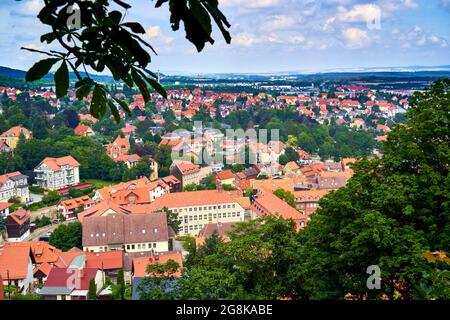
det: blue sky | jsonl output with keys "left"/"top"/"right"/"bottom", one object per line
{"left": 0, "top": 0, "right": 449, "bottom": 74}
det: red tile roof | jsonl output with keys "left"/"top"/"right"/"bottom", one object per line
{"left": 44, "top": 267, "right": 98, "bottom": 290}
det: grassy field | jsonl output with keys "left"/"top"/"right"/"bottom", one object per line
{"left": 82, "top": 179, "right": 116, "bottom": 189}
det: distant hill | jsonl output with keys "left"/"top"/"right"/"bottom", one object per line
{"left": 0, "top": 66, "right": 114, "bottom": 83}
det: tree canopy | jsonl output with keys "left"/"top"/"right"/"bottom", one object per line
{"left": 20, "top": 0, "right": 231, "bottom": 122}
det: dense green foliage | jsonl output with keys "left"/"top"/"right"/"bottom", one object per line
{"left": 49, "top": 222, "right": 82, "bottom": 251}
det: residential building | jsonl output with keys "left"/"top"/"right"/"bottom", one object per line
{"left": 82, "top": 212, "right": 174, "bottom": 253}
{"left": 161, "top": 175, "right": 182, "bottom": 193}
{"left": 0, "top": 125, "right": 32, "bottom": 149}
{"left": 34, "top": 156, "right": 80, "bottom": 190}
{"left": 169, "top": 159, "right": 201, "bottom": 188}
{"left": 58, "top": 196, "right": 95, "bottom": 221}
{"left": 196, "top": 221, "right": 238, "bottom": 246}
{"left": 38, "top": 262, "right": 104, "bottom": 300}
{"left": 294, "top": 189, "right": 329, "bottom": 220}
{"left": 74, "top": 124, "right": 95, "bottom": 137}
{"left": 147, "top": 190, "right": 247, "bottom": 236}
{"left": 251, "top": 192, "right": 306, "bottom": 229}
{"left": 0, "top": 171, "right": 30, "bottom": 203}
{"left": 0, "top": 246, "right": 34, "bottom": 293}
{"left": 6, "top": 209, "right": 31, "bottom": 242}
{"left": 93, "top": 179, "right": 169, "bottom": 206}
{"left": 0, "top": 202, "right": 12, "bottom": 218}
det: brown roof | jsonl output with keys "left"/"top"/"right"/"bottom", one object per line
{"left": 198, "top": 221, "right": 238, "bottom": 239}
{"left": 82, "top": 212, "right": 170, "bottom": 247}
{"left": 77, "top": 199, "right": 155, "bottom": 222}
{"left": 40, "top": 156, "right": 80, "bottom": 171}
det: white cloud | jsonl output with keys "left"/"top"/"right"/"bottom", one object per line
{"left": 24, "top": 0, "right": 44, "bottom": 15}
{"left": 232, "top": 33, "right": 257, "bottom": 46}
{"left": 145, "top": 26, "right": 163, "bottom": 39}
{"left": 261, "top": 15, "right": 296, "bottom": 32}
{"left": 288, "top": 35, "right": 306, "bottom": 44}
{"left": 220, "top": 0, "right": 280, "bottom": 9}
{"left": 342, "top": 27, "right": 371, "bottom": 48}
{"left": 338, "top": 4, "right": 382, "bottom": 26}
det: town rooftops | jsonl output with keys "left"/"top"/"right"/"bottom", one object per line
{"left": 82, "top": 212, "right": 170, "bottom": 247}
{"left": 39, "top": 155, "right": 80, "bottom": 171}
{"left": 147, "top": 190, "right": 248, "bottom": 210}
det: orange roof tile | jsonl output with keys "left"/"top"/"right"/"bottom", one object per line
{"left": 132, "top": 252, "right": 183, "bottom": 278}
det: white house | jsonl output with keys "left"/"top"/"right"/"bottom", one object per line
{"left": 34, "top": 156, "right": 80, "bottom": 190}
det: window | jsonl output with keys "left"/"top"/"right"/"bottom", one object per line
{"left": 137, "top": 244, "right": 141, "bottom": 250}
{"left": 189, "top": 225, "right": 193, "bottom": 231}
{"left": 194, "top": 215, "right": 197, "bottom": 221}
{"left": 204, "top": 214, "right": 207, "bottom": 220}
{"left": 218, "top": 213, "right": 222, "bottom": 218}
{"left": 218, "top": 205, "right": 221, "bottom": 209}
{"left": 132, "top": 245, "right": 135, "bottom": 250}
{"left": 153, "top": 243, "right": 157, "bottom": 248}
{"left": 148, "top": 243, "right": 152, "bottom": 249}
{"left": 228, "top": 204, "right": 231, "bottom": 208}
{"left": 213, "top": 214, "right": 217, "bottom": 219}
{"left": 232, "top": 212, "right": 236, "bottom": 217}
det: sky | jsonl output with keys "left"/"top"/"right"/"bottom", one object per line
{"left": 0, "top": 0, "right": 449, "bottom": 74}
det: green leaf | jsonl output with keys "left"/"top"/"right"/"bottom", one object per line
{"left": 108, "top": 100, "right": 121, "bottom": 123}
{"left": 137, "top": 69, "right": 167, "bottom": 99}
{"left": 91, "top": 84, "right": 107, "bottom": 119}
{"left": 25, "top": 58, "right": 59, "bottom": 82}
{"left": 122, "top": 22, "right": 146, "bottom": 34}
{"left": 113, "top": 97, "right": 132, "bottom": 116}
{"left": 75, "top": 78, "right": 94, "bottom": 100}
{"left": 40, "top": 32, "right": 57, "bottom": 44}
{"left": 131, "top": 68, "right": 150, "bottom": 103}
{"left": 109, "top": 11, "right": 123, "bottom": 25}
{"left": 54, "top": 61, "right": 69, "bottom": 99}
{"left": 112, "top": 0, "right": 131, "bottom": 9}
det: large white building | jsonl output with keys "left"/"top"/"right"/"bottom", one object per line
{"left": 147, "top": 189, "right": 247, "bottom": 236}
{"left": 0, "top": 171, "right": 30, "bottom": 203}
{"left": 34, "top": 156, "right": 80, "bottom": 190}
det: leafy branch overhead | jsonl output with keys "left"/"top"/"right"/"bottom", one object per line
{"left": 20, "top": 0, "right": 231, "bottom": 122}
